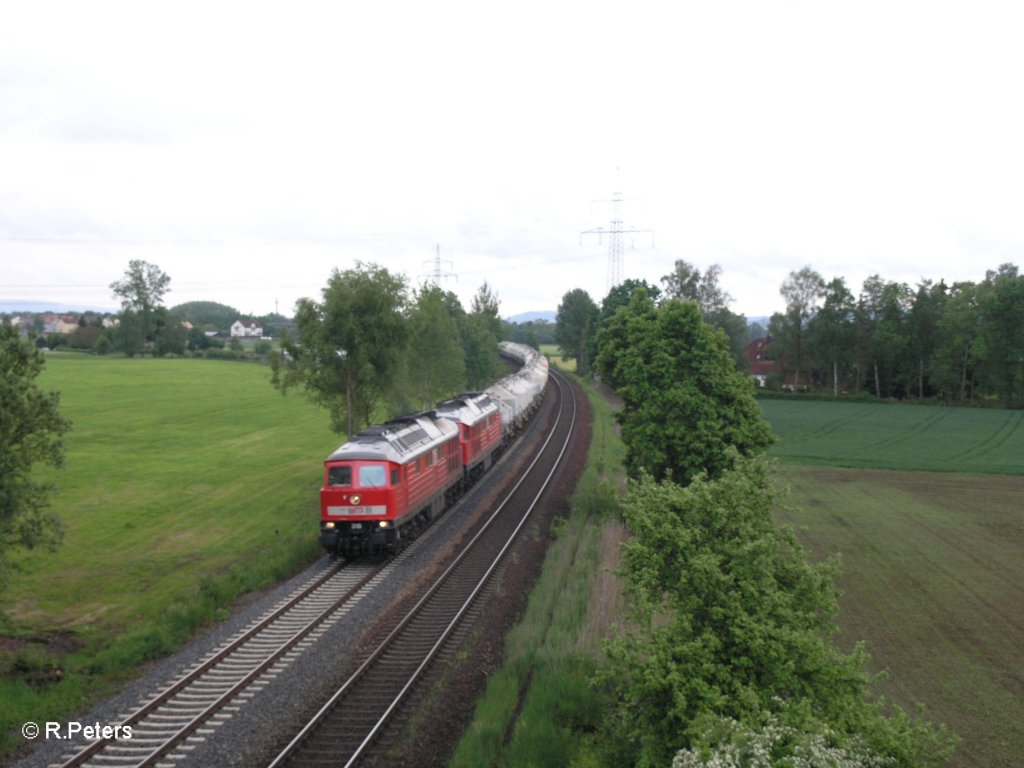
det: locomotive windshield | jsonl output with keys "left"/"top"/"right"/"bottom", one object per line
{"left": 359, "top": 464, "right": 387, "bottom": 487}
{"left": 327, "top": 465, "right": 351, "bottom": 486}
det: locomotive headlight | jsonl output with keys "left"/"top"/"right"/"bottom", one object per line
{"left": 378, "top": 520, "right": 388, "bottom": 528}
{"left": 324, "top": 521, "right": 336, "bottom": 529}
{"left": 351, "top": 494, "right": 361, "bottom": 505}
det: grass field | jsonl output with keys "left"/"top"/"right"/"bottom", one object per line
{"left": 776, "top": 466, "right": 1024, "bottom": 768}
{"left": 1, "top": 354, "right": 340, "bottom": 756}
{"left": 760, "top": 398, "right": 1024, "bottom": 474}
{"left": 764, "top": 397, "right": 1024, "bottom": 767}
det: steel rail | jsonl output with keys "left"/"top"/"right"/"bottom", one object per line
{"left": 57, "top": 560, "right": 381, "bottom": 768}
{"left": 268, "top": 370, "right": 576, "bottom": 768}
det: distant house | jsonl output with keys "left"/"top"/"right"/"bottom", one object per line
{"left": 743, "top": 336, "right": 776, "bottom": 388}
{"left": 230, "top": 320, "right": 263, "bottom": 338}
{"left": 42, "top": 313, "right": 60, "bottom": 334}
{"left": 56, "top": 315, "right": 80, "bottom": 334}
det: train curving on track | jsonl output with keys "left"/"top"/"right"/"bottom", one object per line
{"left": 318, "top": 342, "right": 549, "bottom": 559}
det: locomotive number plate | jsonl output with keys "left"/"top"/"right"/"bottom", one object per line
{"left": 350, "top": 523, "right": 363, "bottom": 530}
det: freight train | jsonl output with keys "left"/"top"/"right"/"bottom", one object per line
{"left": 319, "top": 343, "right": 549, "bottom": 558}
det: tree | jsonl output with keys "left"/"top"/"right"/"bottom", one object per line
{"left": 600, "top": 278, "right": 662, "bottom": 325}
{"left": 462, "top": 282, "right": 503, "bottom": 389}
{"left": 660, "top": 260, "right": 731, "bottom": 314}
{"left": 555, "top": 288, "right": 600, "bottom": 375}
{"left": 908, "top": 279, "right": 948, "bottom": 399}
{"left": 980, "top": 265, "right": 1024, "bottom": 405}
{"left": 271, "top": 263, "right": 408, "bottom": 436}
{"left": 403, "top": 284, "right": 466, "bottom": 410}
{"left": 933, "top": 281, "right": 983, "bottom": 402}
{"left": 807, "top": 277, "right": 856, "bottom": 396}
{"left": 601, "top": 457, "right": 955, "bottom": 768}
{"left": 595, "top": 295, "right": 773, "bottom": 485}
{"left": 110, "top": 260, "right": 171, "bottom": 356}
{"left": 0, "top": 326, "right": 70, "bottom": 599}
{"left": 778, "top": 266, "right": 825, "bottom": 388}
{"left": 660, "top": 261, "right": 746, "bottom": 368}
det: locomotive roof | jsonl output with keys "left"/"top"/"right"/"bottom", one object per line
{"left": 326, "top": 412, "right": 458, "bottom": 464}
{"left": 434, "top": 392, "right": 499, "bottom": 426}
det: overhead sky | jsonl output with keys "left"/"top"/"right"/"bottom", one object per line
{"left": 2, "top": 1, "right": 1022, "bottom": 320}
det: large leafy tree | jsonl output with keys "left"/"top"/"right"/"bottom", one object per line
{"left": 554, "top": 288, "right": 600, "bottom": 375}
{"left": 595, "top": 293, "right": 773, "bottom": 485}
{"left": 403, "top": 284, "right": 466, "bottom": 410}
{"left": 660, "top": 260, "right": 747, "bottom": 368}
{"left": 271, "top": 263, "right": 408, "bottom": 435}
{"left": 0, "top": 326, "right": 70, "bottom": 598}
{"left": 601, "top": 457, "right": 954, "bottom": 768}
{"left": 110, "top": 259, "right": 171, "bottom": 356}
{"left": 778, "top": 265, "right": 825, "bottom": 387}
{"left": 807, "top": 276, "right": 856, "bottom": 396}
{"left": 980, "top": 264, "right": 1024, "bottom": 405}
{"left": 462, "top": 282, "right": 503, "bottom": 389}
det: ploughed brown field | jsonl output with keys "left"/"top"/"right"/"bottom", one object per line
{"left": 776, "top": 467, "right": 1024, "bottom": 768}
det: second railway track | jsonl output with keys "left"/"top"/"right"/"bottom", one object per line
{"left": 27, "top": 369, "right": 577, "bottom": 768}
{"left": 268, "top": 369, "right": 578, "bottom": 768}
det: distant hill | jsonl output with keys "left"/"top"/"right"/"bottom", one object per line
{"left": 0, "top": 300, "right": 116, "bottom": 313}
{"left": 505, "top": 310, "right": 556, "bottom": 324}
{"left": 170, "top": 301, "right": 241, "bottom": 330}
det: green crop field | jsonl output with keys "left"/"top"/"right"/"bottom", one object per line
{"left": 763, "top": 398, "right": 1024, "bottom": 768}
{"left": 1, "top": 354, "right": 340, "bottom": 755}
{"left": 760, "top": 398, "right": 1024, "bottom": 474}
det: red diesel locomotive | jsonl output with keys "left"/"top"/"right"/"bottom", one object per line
{"left": 319, "top": 344, "right": 547, "bottom": 559}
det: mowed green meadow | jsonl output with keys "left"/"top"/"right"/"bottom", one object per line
{"left": 763, "top": 398, "right": 1024, "bottom": 768}
{"left": 2, "top": 355, "right": 341, "bottom": 753}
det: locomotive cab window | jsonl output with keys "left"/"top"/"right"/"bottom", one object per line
{"left": 359, "top": 464, "right": 387, "bottom": 488}
{"left": 391, "top": 468, "right": 400, "bottom": 485}
{"left": 327, "top": 466, "right": 352, "bottom": 486}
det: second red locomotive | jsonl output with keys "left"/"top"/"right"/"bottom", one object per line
{"left": 319, "top": 343, "right": 547, "bottom": 559}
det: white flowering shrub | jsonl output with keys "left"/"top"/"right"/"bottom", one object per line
{"left": 671, "top": 714, "right": 895, "bottom": 768}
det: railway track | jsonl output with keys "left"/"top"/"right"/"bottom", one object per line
{"left": 267, "top": 369, "right": 577, "bottom": 768}
{"left": 41, "top": 370, "right": 570, "bottom": 768}
{"left": 51, "top": 559, "right": 391, "bottom": 768}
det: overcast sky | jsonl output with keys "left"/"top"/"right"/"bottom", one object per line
{"left": 2, "top": 1, "right": 1023, "bottom": 320}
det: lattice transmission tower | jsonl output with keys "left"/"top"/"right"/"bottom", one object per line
{"left": 580, "top": 191, "right": 653, "bottom": 291}
{"left": 420, "top": 243, "right": 457, "bottom": 287}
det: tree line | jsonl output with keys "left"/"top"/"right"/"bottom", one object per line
{"left": 553, "top": 259, "right": 757, "bottom": 380}
{"left": 270, "top": 262, "right": 505, "bottom": 436}
{"left": 769, "top": 262, "right": 1024, "bottom": 405}
{"left": 555, "top": 285, "right": 953, "bottom": 765}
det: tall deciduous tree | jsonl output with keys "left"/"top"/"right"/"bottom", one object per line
{"left": 808, "top": 277, "right": 856, "bottom": 396}
{"left": 909, "top": 279, "right": 948, "bottom": 399}
{"left": 110, "top": 260, "right": 171, "bottom": 356}
{"left": 595, "top": 294, "right": 773, "bottom": 485}
{"left": 462, "top": 282, "right": 504, "bottom": 389}
{"left": 778, "top": 266, "right": 825, "bottom": 387}
{"left": 403, "top": 284, "right": 466, "bottom": 410}
{"left": 555, "top": 288, "right": 600, "bottom": 375}
{"left": 602, "top": 457, "right": 954, "bottom": 768}
{"left": 980, "top": 264, "right": 1024, "bottom": 405}
{"left": 0, "top": 326, "right": 70, "bottom": 599}
{"left": 271, "top": 263, "right": 408, "bottom": 436}
{"left": 660, "top": 260, "right": 747, "bottom": 368}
